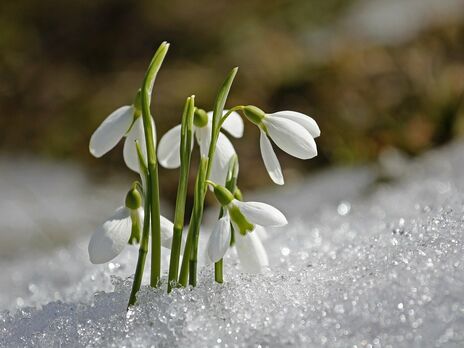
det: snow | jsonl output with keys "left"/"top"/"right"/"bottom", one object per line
{"left": 1, "top": 142, "right": 464, "bottom": 347}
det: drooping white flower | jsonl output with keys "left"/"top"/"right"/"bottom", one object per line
{"left": 254, "top": 225, "right": 269, "bottom": 241}
{"left": 206, "top": 184, "right": 287, "bottom": 272}
{"left": 89, "top": 105, "right": 155, "bottom": 172}
{"left": 211, "top": 184, "right": 288, "bottom": 231}
{"left": 244, "top": 106, "right": 320, "bottom": 185}
{"left": 88, "top": 206, "right": 174, "bottom": 264}
{"left": 157, "top": 110, "right": 243, "bottom": 185}
{"left": 234, "top": 229, "right": 269, "bottom": 273}
{"left": 206, "top": 213, "right": 232, "bottom": 263}
{"left": 206, "top": 211, "right": 270, "bottom": 273}
{"left": 231, "top": 199, "right": 287, "bottom": 227}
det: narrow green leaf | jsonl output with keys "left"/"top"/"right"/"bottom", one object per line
{"left": 207, "top": 66, "right": 238, "bottom": 180}
{"left": 211, "top": 67, "right": 238, "bottom": 136}
{"left": 167, "top": 95, "right": 195, "bottom": 292}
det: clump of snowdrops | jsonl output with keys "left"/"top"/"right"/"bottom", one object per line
{"left": 87, "top": 42, "right": 320, "bottom": 307}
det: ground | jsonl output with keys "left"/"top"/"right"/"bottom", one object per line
{"left": 1, "top": 142, "right": 464, "bottom": 347}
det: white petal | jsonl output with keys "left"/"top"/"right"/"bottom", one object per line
{"left": 254, "top": 225, "right": 269, "bottom": 241}
{"left": 260, "top": 131, "right": 284, "bottom": 185}
{"left": 160, "top": 215, "right": 174, "bottom": 249}
{"left": 264, "top": 117, "right": 317, "bottom": 159}
{"left": 89, "top": 106, "right": 134, "bottom": 157}
{"left": 234, "top": 231, "right": 269, "bottom": 273}
{"left": 210, "top": 133, "right": 236, "bottom": 185}
{"left": 123, "top": 117, "right": 156, "bottom": 172}
{"left": 233, "top": 199, "right": 287, "bottom": 227}
{"left": 195, "top": 123, "right": 212, "bottom": 157}
{"left": 207, "top": 214, "right": 231, "bottom": 262}
{"left": 221, "top": 110, "right": 244, "bottom": 138}
{"left": 157, "top": 124, "right": 182, "bottom": 168}
{"left": 88, "top": 206, "right": 132, "bottom": 264}
{"left": 268, "top": 111, "right": 320, "bottom": 138}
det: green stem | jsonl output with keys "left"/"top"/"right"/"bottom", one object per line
{"left": 214, "top": 259, "right": 223, "bottom": 283}
{"left": 214, "top": 155, "right": 239, "bottom": 283}
{"left": 188, "top": 68, "right": 239, "bottom": 286}
{"left": 178, "top": 157, "right": 207, "bottom": 287}
{"left": 128, "top": 174, "right": 151, "bottom": 308}
{"left": 179, "top": 67, "right": 238, "bottom": 287}
{"left": 189, "top": 158, "right": 208, "bottom": 287}
{"left": 149, "top": 165, "right": 161, "bottom": 287}
{"left": 178, "top": 213, "right": 195, "bottom": 286}
{"left": 218, "top": 105, "right": 245, "bottom": 129}
{"left": 167, "top": 96, "right": 195, "bottom": 293}
{"left": 140, "top": 42, "right": 169, "bottom": 287}
{"left": 178, "top": 157, "right": 207, "bottom": 286}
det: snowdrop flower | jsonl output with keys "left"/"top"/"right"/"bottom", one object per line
{"left": 206, "top": 213, "right": 232, "bottom": 263}
{"left": 89, "top": 206, "right": 142, "bottom": 264}
{"left": 88, "top": 208, "right": 175, "bottom": 264}
{"left": 206, "top": 212, "right": 271, "bottom": 273}
{"left": 88, "top": 188, "right": 174, "bottom": 264}
{"left": 254, "top": 225, "right": 269, "bottom": 241}
{"left": 243, "top": 106, "right": 320, "bottom": 185}
{"left": 234, "top": 230, "right": 269, "bottom": 273}
{"left": 157, "top": 109, "right": 243, "bottom": 184}
{"left": 89, "top": 104, "right": 155, "bottom": 172}
{"left": 206, "top": 184, "right": 287, "bottom": 272}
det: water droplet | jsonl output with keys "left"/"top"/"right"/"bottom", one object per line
{"left": 281, "top": 247, "right": 290, "bottom": 256}
{"left": 337, "top": 201, "right": 351, "bottom": 216}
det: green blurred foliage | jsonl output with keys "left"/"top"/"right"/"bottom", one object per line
{"left": 1, "top": 0, "right": 463, "bottom": 202}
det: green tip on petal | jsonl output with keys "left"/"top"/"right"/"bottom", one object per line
{"left": 229, "top": 205, "right": 254, "bottom": 235}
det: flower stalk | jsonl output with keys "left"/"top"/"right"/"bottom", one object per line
{"left": 215, "top": 155, "right": 239, "bottom": 283}
{"left": 128, "top": 142, "right": 150, "bottom": 307}
{"left": 140, "top": 42, "right": 169, "bottom": 287}
{"left": 188, "top": 157, "right": 208, "bottom": 287}
{"left": 178, "top": 67, "right": 238, "bottom": 286}
{"left": 167, "top": 96, "right": 195, "bottom": 292}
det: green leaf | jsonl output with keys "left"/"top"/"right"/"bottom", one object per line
{"left": 211, "top": 67, "right": 239, "bottom": 137}
{"left": 143, "top": 42, "right": 170, "bottom": 101}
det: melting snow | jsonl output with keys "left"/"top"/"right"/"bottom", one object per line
{"left": 1, "top": 142, "right": 464, "bottom": 347}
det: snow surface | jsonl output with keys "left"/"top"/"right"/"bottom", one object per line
{"left": 1, "top": 142, "right": 464, "bottom": 347}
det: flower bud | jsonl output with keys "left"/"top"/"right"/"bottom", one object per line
{"left": 243, "top": 105, "right": 265, "bottom": 125}
{"left": 193, "top": 108, "right": 209, "bottom": 128}
{"left": 125, "top": 186, "right": 142, "bottom": 210}
{"left": 213, "top": 184, "right": 234, "bottom": 206}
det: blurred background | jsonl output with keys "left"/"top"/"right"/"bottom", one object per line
{"left": 1, "top": 0, "right": 464, "bottom": 255}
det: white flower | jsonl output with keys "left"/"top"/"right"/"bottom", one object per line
{"left": 244, "top": 107, "right": 320, "bottom": 185}
{"left": 234, "top": 229, "right": 269, "bottom": 273}
{"left": 206, "top": 213, "right": 232, "bottom": 263}
{"left": 89, "top": 105, "right": 155, "bottom": 172}
{"left": 253, "top": 225, "right": 269, "bottom": 240}
{"left": 157, "top": 110, "right": 243, "bottom": 185}
{"left": 230, "top": 199, "right": 288, "bottom": 228}
{"left": 206, "top": 194, "right": 287, "bottom": 272}
{"left": 205, "top": 212, "right": 271, "bottom": 273}
{"left": 88, "top": 206, "right": 174, "bottom": 264}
